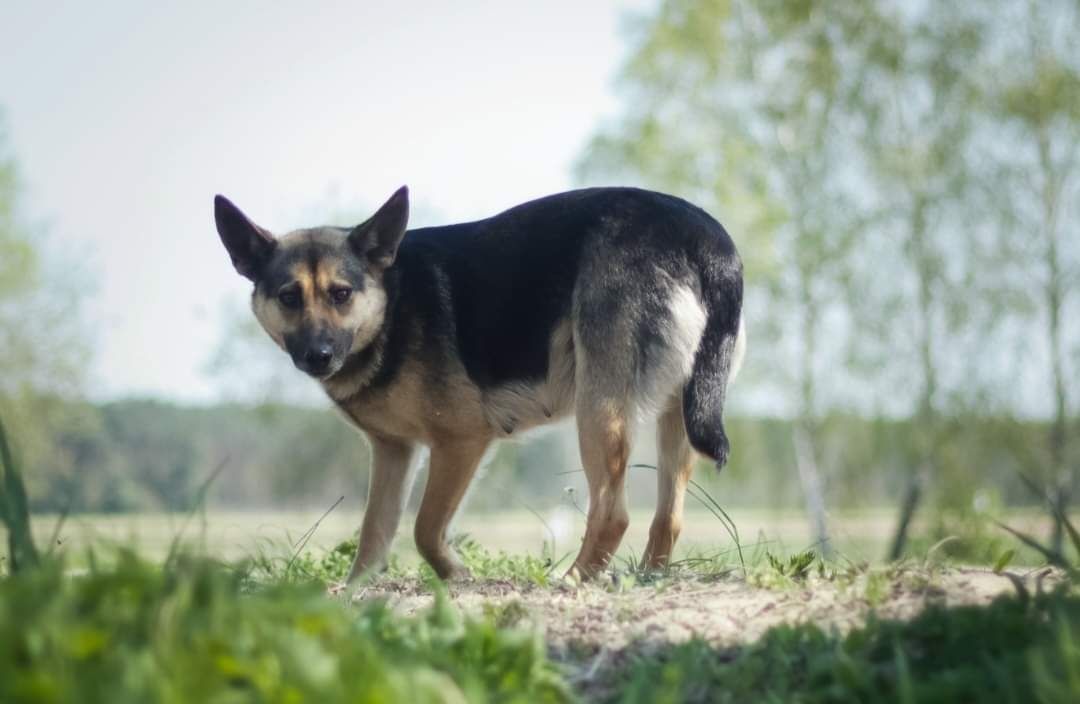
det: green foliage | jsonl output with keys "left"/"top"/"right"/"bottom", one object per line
{"left": 0, "top": 120, "right": 36, "bottom": 299}
{"left": 615, "top": 589, "right": 1080, "bottom": 704}
{"left": 452, "top": 536, "right": 559, "bottom": 586}
{"left": 764, "top": 550, "right": 817, "bottom": 581}
{"left": 0, "top": 113, "right": 97, "bottom": 516}
{"left": 283, "top": 537, "right": 360, "bottom": 584}
{"left": 0, "top": 413, "right": 38, "bottom": 573}
{"left": 16, "top": 395, "right": 1067, "bottom": 521}
{"left": 19, "top": 400, "right": 371, "bottom": 513}
{"left": 285, "top": 536, "right": 560, "bottom": 588}
{"left": 0, "top": 552, "right": 573, "bottom": 704}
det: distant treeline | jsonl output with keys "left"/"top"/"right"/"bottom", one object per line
{"left": 17, "top": 399, "right": 1055, "bottom": 516}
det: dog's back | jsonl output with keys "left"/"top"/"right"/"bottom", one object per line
{"left": 343, "top": 188, "right": 742, "bottom": 449}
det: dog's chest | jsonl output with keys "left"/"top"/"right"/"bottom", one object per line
{"left": 333, "top": 363, "right": 491, "bottom": 444}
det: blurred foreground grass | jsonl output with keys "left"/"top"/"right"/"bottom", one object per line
{"left": 6, "top": 421, "right": 1080, "bottom": 702}
{"left": 2, "top": 539, "right": 1080, "bottom": 703}
{"left": 0, "top": 551, "right": 570, "bottom": 703}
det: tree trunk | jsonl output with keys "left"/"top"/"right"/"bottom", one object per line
{"left": 1048, "top": 252, "right": 1068, "bottom": 552}
{"left": 889, "top": 462, "right": 930, "bottom": 560}
{"left": 1039, "top": 130, "right": 1070, "bottom": 554}
{"left": 793, "top": 423, "right": 831, "bottom": 557}
{"left": 794, "top": 265, "right": 831, "bottom": 556}
{"left": 888, "top": 199, "right": 936, "bottom": 560}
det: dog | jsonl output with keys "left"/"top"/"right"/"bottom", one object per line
{"left": 214, "top": 186, "right": 744, "bottom": 584}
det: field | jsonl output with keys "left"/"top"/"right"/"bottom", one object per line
{"left": 5, "top": 508, "right": 1079, "bottom": 702}
{"left": 22, "top": 506, "right": 1056, "bottom": 564}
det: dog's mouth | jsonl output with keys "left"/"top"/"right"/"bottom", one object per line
{"left": 293, "top": 356, "right": 343, "bottom": 381}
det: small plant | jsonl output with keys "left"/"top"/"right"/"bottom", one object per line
{"left": 765, "top": 550, "right": 817, "bottom": 580}
{"left": 863, "top": 569, "right": 890, "bottom": 606}
{"left": 452, "top": 534, "right": 557, "bottom": 585}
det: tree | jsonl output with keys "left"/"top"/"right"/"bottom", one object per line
{"left": 982, "top": 0, "right": 1080, "bottom": 552}
{"left": 576, "top": 0, "right": 883, "bottom": 553}
{"left": 849, "top": 4, "right": 989, "bottom": 559}
{"left": 0, "top": 112, "right": 98, "bottom": 509}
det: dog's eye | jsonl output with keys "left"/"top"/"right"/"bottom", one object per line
{"left": 330, "top": 287, "right": 352, "bottom": 305}
{"left": 278, "top": 290, "right": 301, "bottom": 309}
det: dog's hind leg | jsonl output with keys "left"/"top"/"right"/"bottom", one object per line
{"left": 643, "top": 394, "right": 696, "bottom": 569}
{"left": 347, "top": 436, "right": 418, "bottom": 584}
{"left": 568, "top": 396, "right": 632, "bottom": 581}
{"left": 414, "top": 436, "right": 491, "bottom": 580}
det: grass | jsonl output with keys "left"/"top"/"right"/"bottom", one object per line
{"left": 6, "top": 412, "right": 1080, "bottom": 702}
{"left": 5, "top": 532, "right": 1080, "bottom": 702}
{"left": 613, "top": 587, "right": 1080, "bottom": 704}
{"left": 0, "top": 551, "right": 572, "bottom": 704}
{"left": 3, "top": 415, "right": 572, "bottom": 703}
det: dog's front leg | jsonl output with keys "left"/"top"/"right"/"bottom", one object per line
{"left": 413, "top": 436, "right": 491, "bottom": 580}
{"left": 344, "top": 435, "right": 418, "bottom": 585}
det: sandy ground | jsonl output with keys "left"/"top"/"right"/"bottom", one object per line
{"left": 349, "top": 565, "right": 1060, "bottom": 695}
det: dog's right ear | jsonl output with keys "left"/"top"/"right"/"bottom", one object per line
{"left": 214, "top": 195, "right": 275, "bottom": 281}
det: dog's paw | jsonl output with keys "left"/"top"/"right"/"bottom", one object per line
{"left": 561, "top": 566, "right": 588, "bottom": 588}
{"left": 441, "top": 565, "right": 473, "bottom": 583}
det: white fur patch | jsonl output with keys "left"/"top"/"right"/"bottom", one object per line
{"left": 728, "top": 314, "right": 747, "bottom": 387}
{"left": 639, "top": 284, "right": 708, "bottom": 410}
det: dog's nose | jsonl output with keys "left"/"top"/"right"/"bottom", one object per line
{"left": 304, "top": 345, "right": 333, "bottom": 372}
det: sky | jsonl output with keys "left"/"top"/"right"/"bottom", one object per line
{"left": 0, "top": 0, "right": 650, "bottom": 402}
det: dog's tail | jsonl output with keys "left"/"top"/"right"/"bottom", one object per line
{"left": 682, "top": 273, "right": 745, "bottom": 470}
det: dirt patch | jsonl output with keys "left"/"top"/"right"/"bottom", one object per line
{"left": 352, "top": 566, "right": 1058, "bottom": 693}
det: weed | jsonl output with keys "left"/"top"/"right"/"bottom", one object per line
{"left": 751, "top": 550, "right": 819, "bottom": 589}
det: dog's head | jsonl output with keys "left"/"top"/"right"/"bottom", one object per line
{"left": 214, "top": 187, "right": 409, "bottom": 380}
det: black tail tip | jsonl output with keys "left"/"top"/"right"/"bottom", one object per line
{"left": 688, "top": 430, "right": 730, "bottom": 470}
{"left": 715, "top": 440, "right": 730, "bottom": 471}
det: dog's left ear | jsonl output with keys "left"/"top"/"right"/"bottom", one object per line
{"left": 349, "top": 186, "right": 409, "bottom": 268}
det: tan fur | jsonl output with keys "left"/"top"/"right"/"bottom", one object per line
{"left": 413, "top": 436, "right": 492, "bottom": 578}
{"left": 570, "top": 398, "right": 632, "bottom": 580}
{"left": 346, "top": 436, "right": 418, "bottom": 582}
{"left": 643, "top": 394, "right": 696, "bottom": 568}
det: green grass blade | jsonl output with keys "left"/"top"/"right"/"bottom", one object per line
{"left": 165, "top": 456, "right": 228, "bottom": 566}
{"left": 992, "top": 519, "right": 1071, "bottom": 572}
{"left": 0, "top": 413, "right": 40, "bottom": 571}
{"left": 1016, "top": 470, "right": 1080, "bottom": 560}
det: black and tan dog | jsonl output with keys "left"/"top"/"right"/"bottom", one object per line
{"left": 214, "top": 186, "right": 745, "bottom": 585}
